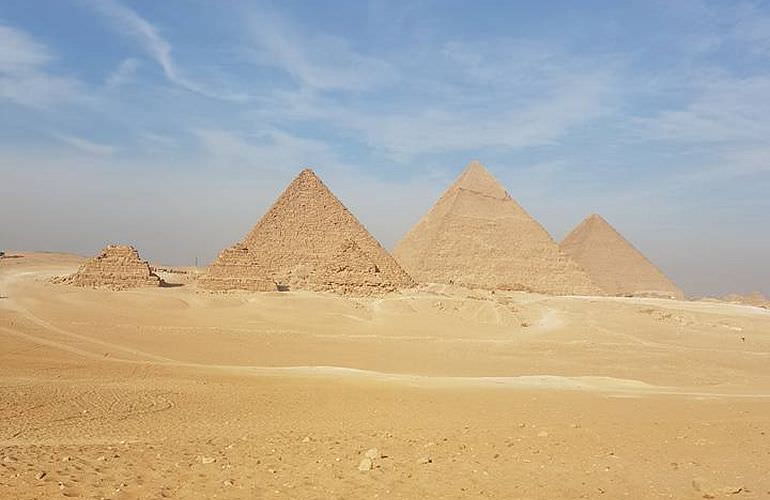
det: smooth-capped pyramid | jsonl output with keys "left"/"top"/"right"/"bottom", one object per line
{"left": 560, "top": 214, "right": 684, "bottom": 299}
{"left": 55, "top": 245, "right": 162, "bottom": 290}
{"left": 393, "top": 161, "right": 602, "bottom": 295}
{"left": 200, "top": 169, "right": 414, "bottom": 295}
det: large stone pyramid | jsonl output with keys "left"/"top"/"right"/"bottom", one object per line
{"left": 200, "top": 169, "right": 414, "bottom": 295}
{"left": 57, "top": 245, "right": 162, "bottom": 290}
{"left": 393, "top": 161, "right": 602, "bottom": 295}
{"left": 560, "top": 214, "right": 684, "bottom": 299}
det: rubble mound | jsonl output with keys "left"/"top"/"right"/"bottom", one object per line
{"left": 393, "top": 161, "right": 602, "bottom": 296}
{"left": 201, "top": 169, "right": 414, "bottom": 296}
{"left": 722, "top": 292, "right": 769, "bottom": 309}
{"left": 56, "top": 245, "right": 162, "bottom": 290}
{"left": 560, "top": 214, "right": 684, "bottom": 299}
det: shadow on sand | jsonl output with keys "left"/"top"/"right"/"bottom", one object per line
{"left": 159, "top": 281, "right": 184, "bottom": 288}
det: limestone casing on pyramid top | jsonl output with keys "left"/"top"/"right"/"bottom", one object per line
{"left": 451, "top": 160, "right": 510, "bottom": 199}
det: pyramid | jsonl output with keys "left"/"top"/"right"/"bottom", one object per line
{"left": 560, "top": 214, "right": 684, "bottom": 299}
{"left": 393, "top": 161, "right": 602, "bottom": 295}
{"left": 56, "top": 245, "right": 162, "bottom": 290}
{"left": 200, "top": 169, "right": 415, "bottom": 295}
{"left": 197, "top": 243, "right": 277, "bottom": 292}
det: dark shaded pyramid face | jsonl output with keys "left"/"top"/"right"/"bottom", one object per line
{"left": 393, "top": 162, "right": 602, "bottom": 296}
{"left": 560, "top": 214, "right": 684, "bottom": 299}
{"left": 201, "top": 169, "right": 414, "bottom": 295}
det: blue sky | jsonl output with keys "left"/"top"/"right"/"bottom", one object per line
{"left": 1, "top": 0, "right": 769, "bottom": 296}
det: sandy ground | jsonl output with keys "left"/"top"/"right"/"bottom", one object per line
{"left": 1, "top": 252, "right": 769, "bottom": 499}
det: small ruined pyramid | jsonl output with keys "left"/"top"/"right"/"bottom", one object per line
{"left": 57, "top": 245, "right": 162, "bottom": 290}
{"left": 560, "top": 214, "right": 684, "bottom": 299}
{"left": 393, "top": 161, "right": 602, "bottom": 295}
{"left": 200, "top": 169, "right": 414, "bottom": 295}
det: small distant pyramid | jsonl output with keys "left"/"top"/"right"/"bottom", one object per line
{"left": 200, "top": 169, "right": 414, "bottom": 295}
{"left": 560, "top": 214, "right": 684, "bottom": 299}
{"left": 57, "top": 245, "right": 162, "bottom": 290}
{"left": 393, "top": 161, "right": 602, "bottom": 295}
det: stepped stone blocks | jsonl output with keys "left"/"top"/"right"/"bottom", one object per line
{"left": 200, "top": 169, "right": 414, "bottom": 295}
{"left": 197, "top": 243, "right": 277, "bottom": 292}
{"left": 56, "top": 245, "right": 162, "bottom": 290}
{"left": 393, "top": 161, "right": 602, "bottom": 296}
{"left": 560, "top": 214, "right": 684, "bottom": 299}
{"left": 315, "top": 239, "right": 394, "bottom": 295}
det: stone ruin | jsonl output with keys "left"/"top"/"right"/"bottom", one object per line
{"left": 199, "top": 169, "right": 415, "bottom": 296}
{"left": 55, "top": 245, "right": 162, "bottom": 290}
{"left": 393, "top": 161, "right": 602, "bottom": 296}
{"left": 560, "top": 214, "right": 684, "bottom": 299}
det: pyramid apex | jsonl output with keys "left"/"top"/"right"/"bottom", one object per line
{"left": 452, "top": 161, "right": 508, "bottom": 199}
{"left": 569, "top": 213, "right": 616, "bottom": 238}
{"left": 289, "top": 168, "right": 327, "bottom": 190}
{"left": 586, "top": 213, "right": 608, "bottom": 224}
{"left": 466, "top": 159, "right": 485, "bottom": 169}
{"left": 297, "top": 168, "right": 319, "bottom": 178}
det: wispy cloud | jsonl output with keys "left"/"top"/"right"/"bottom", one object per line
{"left": 236, "top": 1, "right": 770, "bottom": 166}
{"left": 635, "top": 73, "right": 770, "bottom": 144}
{"left": 105, "top": 57, "right": 140, "bottom": 88}
{"left": 347, "top": 73, "right": 612, "bottom": 158}
{"left": 83, "top": 0, "right": 247, "bottom": 101}
{"left": 251, "top": 36, "right": 617, "bottom": 160}
{"left": 194, "top": 128, "right": 341, "bottom": 171}
{"left": 733, "top": 2, "right": 770, "bottom": 55}
{"left": 0, "top": 24, "right": 84, "bottom": 108}
{"left": 139, "top": 132, "right": 176, "bottom": 148}
{"left": 53, "top": 133, "right": 116, "bottom": 156}
{"left": 246, "top": 11, "right": 398, "bottom": 92}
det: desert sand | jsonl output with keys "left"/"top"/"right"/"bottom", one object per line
{"left": 1, "top": 251, "right": 769, "bottom": 499}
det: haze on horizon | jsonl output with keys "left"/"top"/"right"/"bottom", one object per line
{"left": 1, "top": 0, "right": 768, "bottom": 297}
